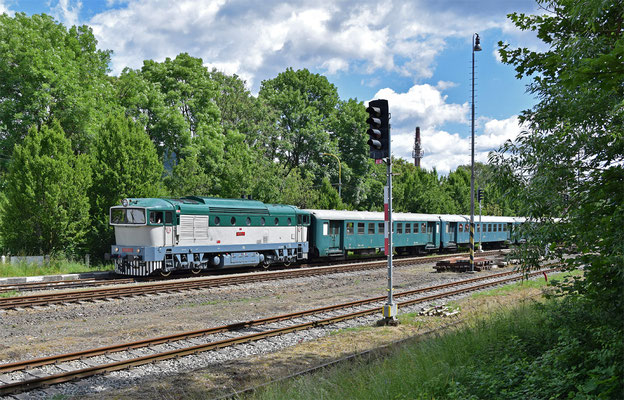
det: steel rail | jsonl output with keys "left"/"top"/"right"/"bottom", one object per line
{"left": 0, "top": 251, "right": 505, "bottom": 310}
{"left": 0, "top": 267, "right": 557, "bottom": 395}
{"left": 0, "top": 277, "right": 135, "bottom": 293}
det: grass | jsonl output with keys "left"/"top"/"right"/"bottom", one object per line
{"left": 246, "top": 303, "right": 549, "bottom": 400}
{"left": 0, "top": 259, "right": 113, "bottom": 277}
{"left": 244, "top": 271, "right": 596, "bottom": 400}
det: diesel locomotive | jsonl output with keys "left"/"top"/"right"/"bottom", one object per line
{"left": 109, "top": 196, "right": 523, "bottom": 276}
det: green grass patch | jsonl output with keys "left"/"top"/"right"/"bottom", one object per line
{"left": 471, "top": 270, "right": 581, "bottom": 298}
{"left": 0, "top": 290, "right": 18, "bottom": 298}
{"left": 0, "top": 259, "right": 113, "bottom": 278}
{"left": 246, "top": 295, "right": 622, "bottom": 400}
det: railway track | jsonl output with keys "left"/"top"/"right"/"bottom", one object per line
{"left": 0, "top": 266, "right": 558, "bottom": 396}
{"left": 0, "top": 251, "right": 506, "bottom": 310}
{"left": 0, "top": 277, "right": 136, "bottom": 294}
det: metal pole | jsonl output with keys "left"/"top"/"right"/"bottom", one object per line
{"left": 479, "top": 198, "right": 483, "bottom": 252}
{"left": 322, "top": 153, "right": 341, "bottom": 199}
{"left": 382, "top": 118, "right": 397, "bottom": 325}
{"left": 470, "top": 33, "right": 478, "bottom": 273}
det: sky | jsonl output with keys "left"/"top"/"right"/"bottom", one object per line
{"left": 1, "top": 0, "right": 544, "bottom": 174}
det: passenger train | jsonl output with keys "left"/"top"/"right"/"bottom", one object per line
{"left": 109, "top": 196, "right": 525, "bottom": 276}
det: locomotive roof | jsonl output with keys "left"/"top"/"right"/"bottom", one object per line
{"left": 116, "top": 197, "right": 308, "bottom": 216}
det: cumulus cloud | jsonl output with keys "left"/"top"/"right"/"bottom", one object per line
{"left": 51, "top": 0, "right": 82, "bottom": 27}
{"left": 372, "top": 84, "right": 468, "bottom": 129}
{"left": 84, "top": 0, "right": 536, "bottom": 91}
{"left": 368, "top": 83, "right": 522, "bottom": 174}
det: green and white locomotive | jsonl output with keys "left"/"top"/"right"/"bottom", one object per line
{"left": 109, "top": 197, "right": 310, "bottom": 276}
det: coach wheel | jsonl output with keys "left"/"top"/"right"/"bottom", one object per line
{"left": 160, "top": 269, "right": 171, "bottom": 277}
{"left": 191, "top": 268, "right": 201, "bottom": 275}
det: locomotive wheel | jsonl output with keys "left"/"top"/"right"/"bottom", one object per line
{"left": 160, "top": 269, "right": 171, "bottom": 277}
{"left": 283, "top": 260, "right": 292, "bottom": 267}
{"left": 191, "top": 268, "right": 201, "bottom": 275}
{"left": 262, "top": 260, "right": 271, "bottom": 269}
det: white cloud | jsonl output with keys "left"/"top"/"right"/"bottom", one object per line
{"left": 51, "top": 0, "right": 82, "bottom": 27}
{"left": 369, "top": 83, "right": 522, "bottom": 174}
{"left": 84, "top": 0, "right": 536, "bottom": 91}
{"left": 371, "top": 84, "right": 468, "bottom": 129}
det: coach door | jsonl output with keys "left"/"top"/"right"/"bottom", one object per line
{"left": 448, "top": 222, "right": 457, "bottom": 243}
{"left": 329, "top": 221, "right": 342, "bottom": 249}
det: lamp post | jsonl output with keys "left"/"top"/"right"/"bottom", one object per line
{"left": 470, "top": 33, "right": 481, "bottom": 273}
{"left": 322, "top": 152, "right": 341, "bottom": 199}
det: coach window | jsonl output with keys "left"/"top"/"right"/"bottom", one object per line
{"left": 323, "top": 222, "right": 329, "bottom": 235}
{"left": 260, "top": 217, "right": 265, "bottom": 226}
{"left": 477, "top": 224, "right": 480, "bottom": 232}
{"left": 274, "top": 217, "right": 279, "bottom": 225}
{"left": 459, "top": 224, "right": 463, "bottom": 233}
{"left": 378, "top": 222, "right": 384, "bottom": 234}
{"left": 421, "top": 223, "right": 426, "bottom": 233}
{"left": 406, "top": 223, "right": 411, "bottom": 234}
{"left": 397, "top": 223, "right": 403, "bottom": 234}
{"left": 368, "top": 223, "right": 375, "bottom": 234}
{"left": 214, "top": 216, "right": 221, "bottom": 226}
{"left": 347, "top": 222, "right": 354, "bottom": 235}
{"left": 246, "top": 217, "right": 251, "bottom": 226}
{"left": 494, "top": 224, "right": 498, "bottom": 232}
{"left": 489, "top": 224, "right": 492, "bottom": 232}
{"left": 357, "top": 222, "right": 365, "bottom": 234}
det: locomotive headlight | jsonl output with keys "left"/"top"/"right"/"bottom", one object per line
{"left": 137, "top": 249, "right": 141, "bottom": 253}
{"left": 122, "top": 198, "right": 129, "bottom": 207}
{"left": 115, "top": 247, "right": 119, "bottom": 252}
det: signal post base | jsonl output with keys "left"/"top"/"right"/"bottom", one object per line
{"left": 377, "top": 303, "right": 399, "bottom": 326}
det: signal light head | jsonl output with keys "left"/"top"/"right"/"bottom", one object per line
{"left": 365, "top": 99, "right": 389, "bottom": 159}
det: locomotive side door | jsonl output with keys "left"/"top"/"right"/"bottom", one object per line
{"left": 164, "top": 210, "right": 175, "bottom": 246}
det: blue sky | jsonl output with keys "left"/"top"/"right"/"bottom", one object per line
{"left": 1, "top": 0, "right": 543, "bottom": 173}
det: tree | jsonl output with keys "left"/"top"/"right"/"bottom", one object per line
{"left": 258, "top": 68, "right": 340, "bottom": 177}
{"left": 88, "top": 113, "right": 164, "bottom": 257}
{"left": 494, "top": 0, "right": 623, "bottom": 313}
{"left": 0, "top": 13, "right": 114, "bottom": 158}
{"left": 0, "top": 121, "right": 91, "bottom": 255}
{"left": 117, "top": 53, "right": 222, "bottom": 162}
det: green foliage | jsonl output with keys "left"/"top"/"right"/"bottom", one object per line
{"left": 493, "top": 0, "right": 624, "bottom": 313}
{"left": 0, "top": 13, "right": 114, "bottom": 157}
{"left": 88, "top": 112, "right": 164, "bottom": 257}
{"left": 117, "top": 53, "right": 222, "bottom": 161}
{"left": 0, "top": 121, "right": 91, "bottom": 255}
{"left": 259, "top": 68, "right": 340, "bottom": 177}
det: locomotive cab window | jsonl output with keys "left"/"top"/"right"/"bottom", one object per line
{"left": 149, "top": 211, "right": 164, "bottom": 225}
{"left": 231, "top": 217, "right": 237, "bottom": 225}
{"left": 287, "top": 217, "right": 292, "bottom": 226}
{"left": 274, "top": 217, "right": 279, "bottom": 225}
{"left": 110, "top": 208, "right": 146, "bottom": 225}
{"left": 165, "top": 211, "right": 173, "bottom": 224}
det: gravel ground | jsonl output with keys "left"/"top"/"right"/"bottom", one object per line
{"left": 0, "top": 254, "right": 521, "bottom": 398}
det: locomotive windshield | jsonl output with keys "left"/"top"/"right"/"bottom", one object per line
{"left": 110, "top": 208, "right": 146, "bottom": 225}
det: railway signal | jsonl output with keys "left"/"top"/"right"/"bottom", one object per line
{"left": 365, "top": 99, "right": 389, "bottom": 159}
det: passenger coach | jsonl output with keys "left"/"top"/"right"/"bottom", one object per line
{"left": 306, "top": 209, "right": 440, "bottom": 258}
